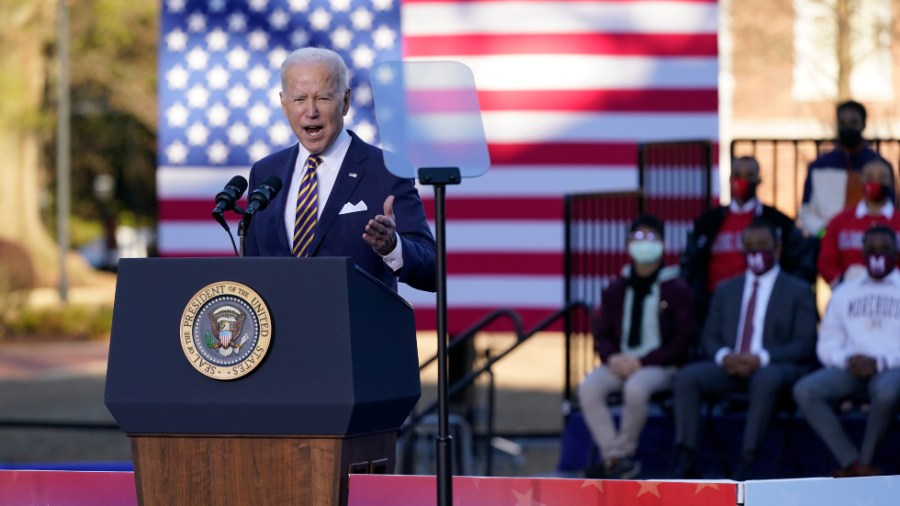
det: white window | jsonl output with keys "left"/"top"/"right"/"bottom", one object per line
{"left": 793, "top": 0, "right": 892, "bottom": 101}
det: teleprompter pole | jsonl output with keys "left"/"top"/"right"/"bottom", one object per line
{"left": 418, "top": 167, "right": 460, "bottom": 506}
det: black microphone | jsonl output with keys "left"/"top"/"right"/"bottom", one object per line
{"left": 211, "top": 176, "right": 248, "bottom": 217}
{"left": 244, "top": 176, "right": 283, "bottom": 216}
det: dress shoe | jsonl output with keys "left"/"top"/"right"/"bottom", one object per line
{"left": 671, "top": 446, "right": 701, "bottom": 479}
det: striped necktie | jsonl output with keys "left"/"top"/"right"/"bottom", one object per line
{"left": 292, "top": 154, "right": 321, "bottom": 257}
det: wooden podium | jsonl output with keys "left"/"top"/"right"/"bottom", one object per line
{"left": 105, "top": 258, "right": 421, "bottom": 506}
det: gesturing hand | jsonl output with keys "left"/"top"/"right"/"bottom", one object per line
{"left": 363, "top": 195, "right": 398, "bottom": 255}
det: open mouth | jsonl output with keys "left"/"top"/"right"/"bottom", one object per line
{"left": 304, "top": 126, "right": 324, "bottom": 137}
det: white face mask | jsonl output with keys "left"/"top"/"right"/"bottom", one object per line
{"left": 628, "top": 240, "right": 664, "bottom": 264}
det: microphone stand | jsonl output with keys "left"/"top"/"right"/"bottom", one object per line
{"left": 234, "top": 205, "right": 249, "bottom": 257}
{"left": 418, "top": 166, "right": 460, "bottom": 506}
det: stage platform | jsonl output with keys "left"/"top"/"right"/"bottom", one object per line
{"left": 559, "top": 406, "right": 900, "bottom": 479}
{"left": 2, "top": 469, "right": 898, "bottom": 505}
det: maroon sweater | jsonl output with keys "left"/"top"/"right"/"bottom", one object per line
{"left": 595, "top": 266, "right": 696, "bottom": 366}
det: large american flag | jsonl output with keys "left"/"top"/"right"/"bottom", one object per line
{"left": 157, "top": 0, "right": 719, "bottom": 332}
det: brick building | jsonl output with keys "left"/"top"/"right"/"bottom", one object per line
{"left": 720, "top": 0, "right": 900, "bottom": 215}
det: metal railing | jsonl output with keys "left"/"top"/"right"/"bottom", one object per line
{"left": 402, "top": 302, "right": 593, "bottom": 476}
{"left": 730, "top": 138, "right": 900, "bottom": 216}
{"left": 562, "top": 140, "right": 715, "bottom": 409}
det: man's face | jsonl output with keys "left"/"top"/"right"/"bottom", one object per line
{"left": 838, "top": 107, "right": 865, "bottom": 132}
{"left": 861, "top": 162, "right": 892, "bottom": 187}
{"left": 731, "top": 159, "right": 760, "bottom": 182}
{"left": 280, "top": 61, "right": 350, "bottom": 154}
{"left": 863, "top": 232, "right": 898, "bottom": 260}
{"left": 742, "top": 227, "right": 775, "bottom": 254}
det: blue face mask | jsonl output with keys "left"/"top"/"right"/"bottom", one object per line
{"left": 628, "top": 240, "right": 664, "bottom": 264}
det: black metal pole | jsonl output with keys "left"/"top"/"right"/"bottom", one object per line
{"left": 418, "top": 167, "right": 460, "bottom": 506}
{"left": 238, "top": 215, "right": 249, "bottom": 257}
{"left": 434, "top": 180, "right": 453, "bottom": 506}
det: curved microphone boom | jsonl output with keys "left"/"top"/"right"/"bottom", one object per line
{"left": 244, "top": 176, "right": 283, "bottom": 216}
{"left": 211, "top": 175, "right": 248, "bottom": 256}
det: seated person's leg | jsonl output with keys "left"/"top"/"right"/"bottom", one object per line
{"left": 793, "top": 367, "right": 866, "bottom": 469}
{"left": 737, "top": 364, "right": 805, "bottom": 476}
{"left": 672, "top": 361, "right": 743, "bottom": 477}
{"left": 859, "top": 367, "right": 900, "bottom": 468}
{"left": 607, "top": 365, "right": 676, "bottom": 478}
{"left": 578, "top": 366, "right": 625, "bottom": 472}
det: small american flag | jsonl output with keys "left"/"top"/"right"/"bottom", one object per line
{"left": 157, "top": 0, "right": 719, "bottom": 331}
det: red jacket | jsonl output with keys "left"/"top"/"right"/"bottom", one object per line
{"left": 818, "top": 201, "right": 900, "bottom": 285}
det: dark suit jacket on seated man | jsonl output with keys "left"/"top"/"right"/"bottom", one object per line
{"left": 672, "top": 219, "right": 818, "bottom": 481}
{"left": 244, "top": 47, "right": 436, "bottom": 293}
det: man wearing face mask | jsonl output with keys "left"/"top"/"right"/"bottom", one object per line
{"left": 799, "top": 100, "right": 893, "bottom": 238}
{"left": 818, "top": 160, "right": 900, "bottom": 287}
{"left": 681, "top": 156, "right": 814, "bottom": 327}
{"left": 578, "top": 215, "right": 694, "bottom": 479}
{"left": 793, "top": 226, "right": 900, "bottom": 477}
{"left": 672, "top": 219, "right": 818, "bottom": 481}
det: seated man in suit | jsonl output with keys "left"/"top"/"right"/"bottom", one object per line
{"left": 578, "top": 215, "right": 694, "bottom": 479}
{"left": 794, "top": 225, "right": 900, "bottom": 477}
{"left": 671, "top": 218, "right": 818, "bottom": 480}
{"left": 244, "top": 47, "right": 436, "bottom": 292}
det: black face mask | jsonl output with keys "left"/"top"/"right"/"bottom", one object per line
{"left": 838, "top": 127, "right": 863, "bottom": 149}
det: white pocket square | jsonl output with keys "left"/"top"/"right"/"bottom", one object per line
{"left": 339, "top": 201, "right": 368, "bottom": 215}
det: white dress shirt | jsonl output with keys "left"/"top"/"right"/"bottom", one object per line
{"left": 715, "top": 265, "right": 781, "bottom": 367}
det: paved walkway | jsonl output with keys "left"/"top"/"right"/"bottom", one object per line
{"left": 0, "top": 332, "right": 568, "bottom": 475}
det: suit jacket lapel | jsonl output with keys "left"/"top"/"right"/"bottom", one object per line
{"left": 309, "top": 134, "right": 367, "bottom": 255}
{"left": 761, "top": 273, "right": 785, "bottom": 342}
{"left": 726, "top": 277, "right": 747, "bottom": 348}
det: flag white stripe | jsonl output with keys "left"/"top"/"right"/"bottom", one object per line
{"left": 418, "top": 111, "right": 719, "bottom": 142}
{"left": 158, "top": 221, "right": 565, "bottom": 254}
{"left": 406, "top": 55, "right": 718, "bottom": 90}
{"left": 402, "top": 2, "right": 718, "bottom": 35}
{"left": 158, "top": 167, "right": 639, "bottom": 199}
{"left": 400, "top": 276, "right": 563, "bottom": 308}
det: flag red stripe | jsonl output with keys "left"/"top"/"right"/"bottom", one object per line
{"left": 413, "top": 307, "right": 566, "bottom": 334}
{"left": 477, "top": 89, "right": 718, "bottom": 112}
{"left": 158, "top": 250, "right": 562, "bottom": 275}
{"left": 405, "top": 33, "right": 717, "bottom": 57}
{"left": 489, "top": 142, "right": 637, "bottom": 165}
{"left": 447, "top": 253, "right": 561, "bottom": 274}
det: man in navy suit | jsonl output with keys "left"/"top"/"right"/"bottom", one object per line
{"left": 671, "top": 219, "right": 818, "bottom": 480}
{"left": 245, "top": 47, "right": 435, "bottom": 293}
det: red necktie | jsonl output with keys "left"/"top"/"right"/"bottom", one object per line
{"left": 737, "top": 280, "right": 759, "bottom": 353}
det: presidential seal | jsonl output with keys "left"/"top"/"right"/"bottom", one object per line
{"left": 180, "top": 281, "right": 272, "bottom": 380}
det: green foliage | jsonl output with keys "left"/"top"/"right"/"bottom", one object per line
{"left": 204, "top": 331, "right": 216, "bottom": 349}
{"left": 0, "top": 239, "right": 37, "bottom": 337}
{"left": 4, "top": 305, "right": 113, "bottom": 341}
{"left": 43, "top": 1, "right": 160, "bottom": 230}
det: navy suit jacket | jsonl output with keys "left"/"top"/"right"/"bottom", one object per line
{"left": 701, "top": 270, "right": 817, "bottom": 366}
{"left": 245, "top": 131, "right": 436, "bottom": 292}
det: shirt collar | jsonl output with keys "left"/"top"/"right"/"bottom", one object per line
{"left": 729, "top": 198, "right": 760, "bottom": 214}
{"left": 298, "top": 129, "right": 351, "bottom": 168}
{"left": 854, "top": 199, "right": 894, "bottom": 219}
{"left": 745, "top": 264, "right": 781, "bottom": 285}
{"left": 862, "top": 268, "right": 900, "bottom": 286}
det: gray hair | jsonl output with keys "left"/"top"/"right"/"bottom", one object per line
{"left": 280, "top": 47, "right": 349, "bottom": 92}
